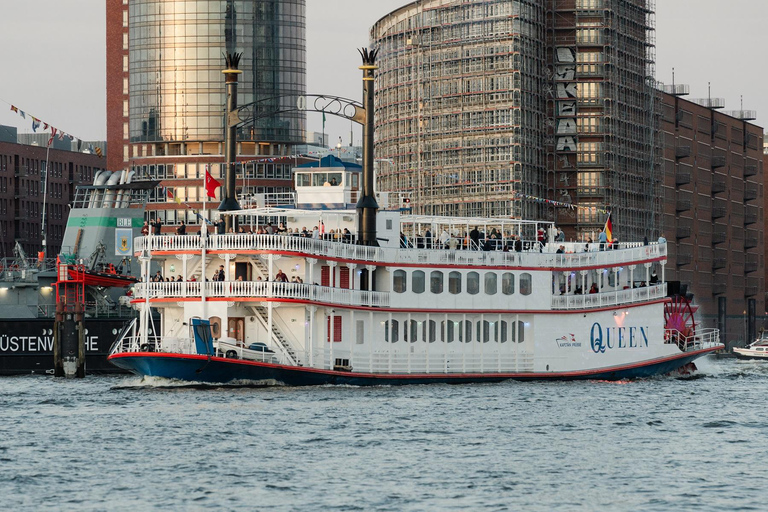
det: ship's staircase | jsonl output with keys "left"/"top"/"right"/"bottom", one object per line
{"left": 247, "top": 305, "right": 302, "bottom": 366}
{"left": 250, "top": 256, "right": 269, "bottom": 280}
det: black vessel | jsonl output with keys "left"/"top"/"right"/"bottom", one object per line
{"left": 0, "top": 170, "right": 154, "bottom": 375}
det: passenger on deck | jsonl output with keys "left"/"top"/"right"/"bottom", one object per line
{"left": 556, "top": 245, "right": 565, "bottom": 254}
{"left": 589, "top": 283, "right": 599, "bottom": 294}
{"left": 330, "top": 177, "right": 338, "bottom": 186}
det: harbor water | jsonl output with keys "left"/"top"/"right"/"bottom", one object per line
{"left": 3, "top": 356, "right": 768, "bottom": 511}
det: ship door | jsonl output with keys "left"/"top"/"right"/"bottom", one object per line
{"left": 235, "top": 262, "right": 249, "bottom": 281}
{"left": 360, "top": 268, "right": 376, "bottom": 291}
{"left": 227, "top": 317, "right": 245, "bottom": 342}
{"left": 339, "top": 266, "right": 350, "bottom": 289}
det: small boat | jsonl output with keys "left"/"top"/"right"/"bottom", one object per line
{"left": 733, "top": 332, "right": 768, "bottom": 360}
{"left": 108, "top": 161, "right": 723, "bottom": 386}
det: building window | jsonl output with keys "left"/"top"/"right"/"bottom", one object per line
{"left": 393, "top": 270, "right": 407, "bottom": 293}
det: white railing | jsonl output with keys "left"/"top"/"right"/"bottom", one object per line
{"left": 664, "top": 327, "right": 721, "bottom": 352}
{"left": 316, "top": 349, "right": 535, "bottom": 374}
{"left": 551, "top": 283, "right": 667, "bottom": 310}
{"left": 135, "top": 234, "right": 666, "bottom": 270}
{"left": 133, "top": 280, "right": 390, "bottom": 307}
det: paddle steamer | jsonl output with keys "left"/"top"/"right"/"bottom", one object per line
{"left": 108, "top": 161, "right": 722, "bottom": 385}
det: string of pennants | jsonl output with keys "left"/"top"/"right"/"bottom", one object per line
{"left": 515, "top": 193, "right": 611, "bottom": 214}
{"left": 237, "top": 149, "right": 353, "bottom": 165}
{"left": 6, "top": 102, "right": 100, "bottom": 155}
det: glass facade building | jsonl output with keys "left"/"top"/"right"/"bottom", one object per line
{"left": 128, "top": 0, "right": 306, "bottom": 145}
{"left": 109, "top": 0, "right": 307, "bottom": 232}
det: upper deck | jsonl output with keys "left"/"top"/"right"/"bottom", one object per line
{"left": 135, "top": 233, "right": 666, "bottom": 271}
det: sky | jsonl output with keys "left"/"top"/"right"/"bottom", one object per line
{"left": 0, "top": 0, "right": 765, "bottom": 146}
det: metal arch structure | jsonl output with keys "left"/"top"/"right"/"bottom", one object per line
{"left": 228, "top": 94, "right": 365, "bottom": 128}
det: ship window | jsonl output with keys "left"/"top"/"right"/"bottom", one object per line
{"left": 430, "top": 271, "right": 444, "bottom": 293}
{"left": 519, "top": 273, "right": 532, "bottom": 296}
{"left": 209, "top": 316, "right": 221, "bottom": 340}
{"left": 424, "top": 320, "right": 436, "bottom": 343}
{"left": 412, "top": 270, "right": 425, "bottom": 293}
{"left": 499, "top": 321, "right": 508, "bottom": 343}
{"left": 393, "top": 270, "right": 407, "bottom": 293}
{"left": 478, "top": 321, "right": 491, "bottom": 342}
{"left": 442, "top": 321, "right": 455, "bottom": 343}
{"left": 404, "top": 320, "right": 418, "bottom": 342}
{"left": 484, "top": 273, "right": 497, "bottom": 295}
{"left": 511, "top": 321, "right": 525, "bottom": 343}
{"left": 296, "top": 173, "right": 310, "bottom": 187}
{"left": 449, "top": 271, "right": 462, "bottom": 294}
{"left": 326, "top": 315, "right": 342, "bottom": 343}
{"left": 467, "top": 272, "right": 480, "bottom": 295}
{"left": 459, "top": 320, "right": 472, "bottom": 343}
{"left": 502, "top": 273, "right": 515, "bottom": 295}
{"left": 356, "top": 320, "right": 365, "bottom": 344}
{"left": 384, "top": 320, "right": 399, "bottom": 343}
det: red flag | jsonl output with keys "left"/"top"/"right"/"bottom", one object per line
{"left": 204, "top": 169, "right": 221, "bottom": 198}
{"left": 48, "top": 127, "right": 57, "bottom": 146}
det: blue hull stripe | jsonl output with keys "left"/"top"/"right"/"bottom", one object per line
{"left": 109, "top": 346, "right": 721, "bottom": 386}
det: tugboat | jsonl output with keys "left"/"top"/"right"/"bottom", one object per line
{"left": 108, "top": 162, "right": 723, "bottom": 385}
{"left": 0, "top": 170, "right": 153, "bottom": 375}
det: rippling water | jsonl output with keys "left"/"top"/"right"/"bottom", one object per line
{"left": 2, "top": 356, "right": 768, "bottom": 511}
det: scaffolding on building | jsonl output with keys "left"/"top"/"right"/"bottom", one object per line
{"left": 372, "top": 0, "right": 662, "bottom": 240}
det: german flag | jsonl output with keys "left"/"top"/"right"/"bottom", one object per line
{"left": 603, "top": 214, "right": 613, "bottom": 243}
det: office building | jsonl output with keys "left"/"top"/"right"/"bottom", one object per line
{"left": 106, "top": 0, "right": 307, "bottom": 230}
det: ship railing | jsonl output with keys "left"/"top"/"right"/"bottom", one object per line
{"left": 133, "top": 281, "right": 390, "bottom": 308}
{"left": 665, "top": 327, "right": 721, "bottom": 352}
{"left": 551, "top": 283, "right": 667, "bottom": 310}
{"left": 314, "top": 348, "right": 535, "bottom": 374}
{"left": 135, "top": 234, "right": 666, "bottom": 269}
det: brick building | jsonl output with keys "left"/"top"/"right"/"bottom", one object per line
{"left": 0, "top": 137, "right": 103, "bottom": 259}
{"left": 660, "top": 90, "right": 764, "bottom": 346}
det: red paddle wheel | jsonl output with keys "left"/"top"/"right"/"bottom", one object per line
{"left": 664, "top": 295, "right": 698, "bottom": 350}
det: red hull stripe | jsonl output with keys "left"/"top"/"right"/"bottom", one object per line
{"left": 109, "top": 344, "right": 721, "bottom": 380}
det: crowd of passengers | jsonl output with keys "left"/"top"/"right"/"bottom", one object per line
{"left": 142, "top": 219, "right": 663, "bottom": 253}
{"left": 150, "top": 265, "right": 303, "bottom": 284}
{"left": 142, "top": 219, "right": 354, "bottom": 242}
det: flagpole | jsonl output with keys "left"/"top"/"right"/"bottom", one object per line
{"left": 201, "top": 169, "right": 208, "bottom": 322}
{"left": 41, "top": 141, "right": 51, "bottom": 261}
